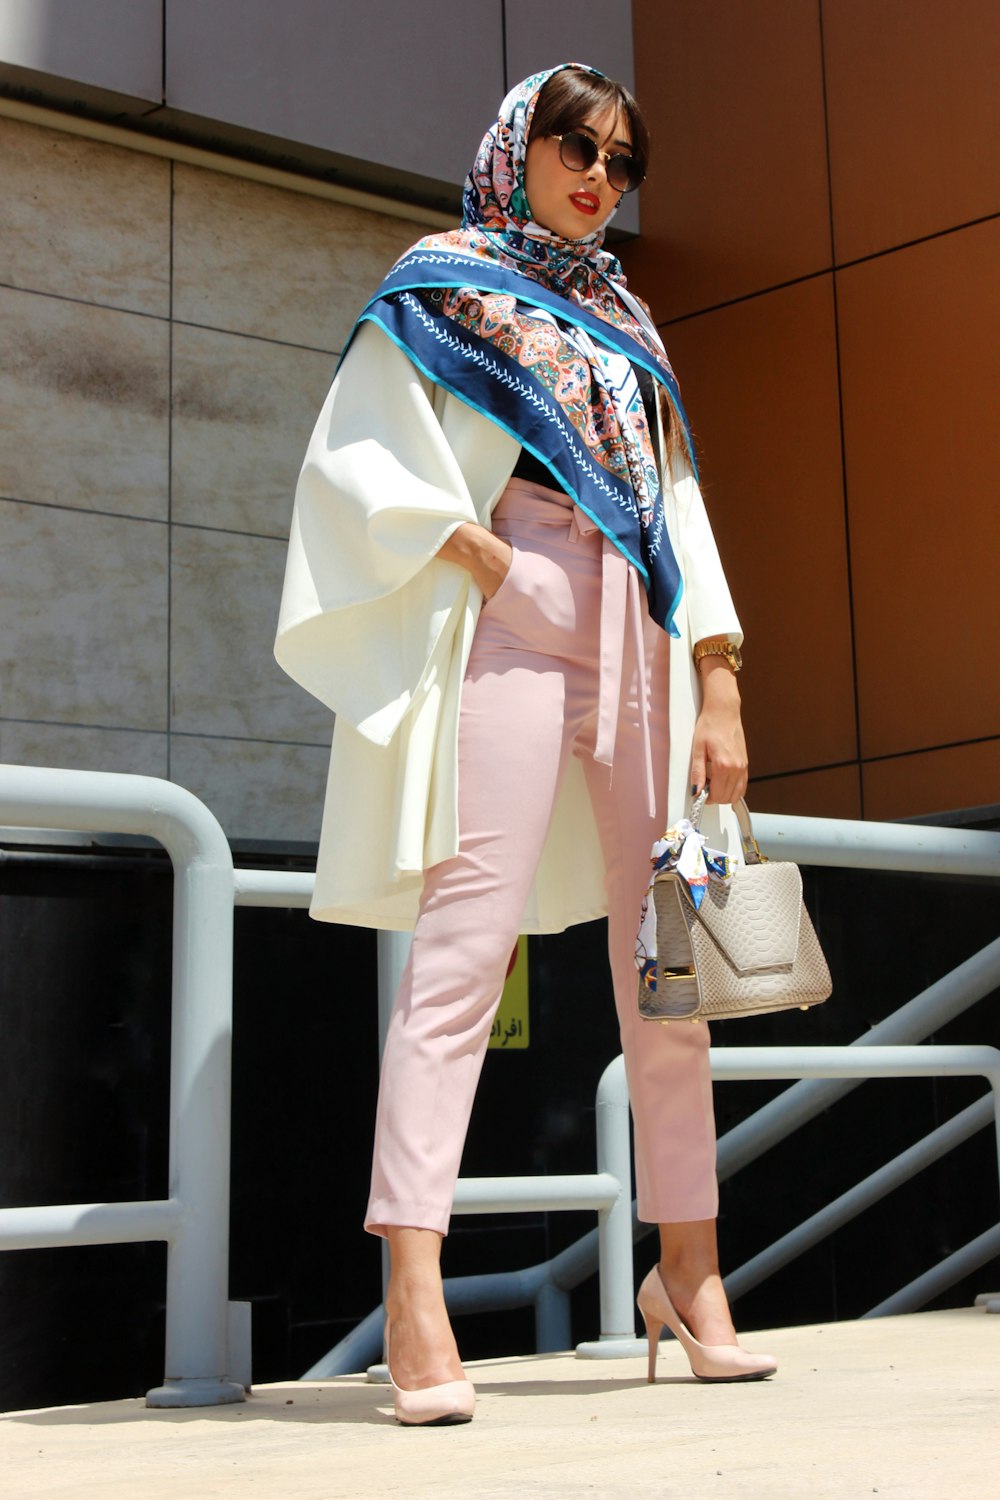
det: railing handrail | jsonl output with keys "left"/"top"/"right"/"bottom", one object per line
{"left": 4, "top": 772, "right": 998, "bottom": 1392}
{"left": 303, "top": 812, "right": 1000, "bottom": 1373}
{"left": 751, "top": 811, "right": 1000, "bottom": 877}
{"left": 0, "top": 764, "right": 245, "bottom": 1409}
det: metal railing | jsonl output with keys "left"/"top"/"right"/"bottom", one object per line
{"left": 3, "top": 766, "right": 998, "bottom": 1394}
{"left": 0, "top": 765, "right": 245, "bottom": 1409}
{"left": 306, "top": 811, "right": 1000, "bottom": 1373}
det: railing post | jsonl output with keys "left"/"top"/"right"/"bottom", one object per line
{"left": 577, "top": 1055, "right": 645, "bottom": 1358}
{"left": 367, "top": 930, "right": 413, "bottom": 1382}
{"left": 0, "top": 765, "right": 244, "bottom": 1409}
{"left": 145, "top": 794, "right": 244, "bottom": 1407}
{"left": 533, "top": 1280, "right": 572, "bottom": 1352}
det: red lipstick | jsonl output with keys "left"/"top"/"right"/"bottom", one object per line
{"left": 570, "top": 191, "right": 600, "bottom": 215}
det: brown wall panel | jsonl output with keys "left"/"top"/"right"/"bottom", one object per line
{"left": 664, "top": 277, "right": 855, "bottom": 779}
{"left": 838, "top": 219, "right": 1000, "bottom": 762}
{"left": 750, "top": 765, "right": 862, "bottom": 820}
{"left": 863, "top": 740, "right": 1000, "bottom": 822}
{"left": 823, "top": 0, "right": 1000, "bottom": 262}
{"left": 624, "top": 0, "right": 830, "bottom": 321}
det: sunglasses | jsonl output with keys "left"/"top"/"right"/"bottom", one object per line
{"left": 552, "top": 131, "right": 645, "bottom": 194}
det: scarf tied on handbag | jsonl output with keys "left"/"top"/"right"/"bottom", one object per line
{"left": 635, "top": 818, "right": 734, "bottom": 991}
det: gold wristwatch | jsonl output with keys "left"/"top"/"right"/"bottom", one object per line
{"left": 693, "top": 638, "right": 743, "bottom": 674}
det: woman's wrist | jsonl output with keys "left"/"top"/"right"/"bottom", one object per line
{"left": 437, "top": 522, "right": 512, "bottom": 598}
{"left": 698, "top": 655, "right": 742, "bottom": 703}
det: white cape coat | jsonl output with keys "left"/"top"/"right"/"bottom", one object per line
{"left": 275, "top": 321, "right": 743, "bottom": 930}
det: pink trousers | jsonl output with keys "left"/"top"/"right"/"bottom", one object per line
{"left": 365, "top": 481, "right": 718, "bottom": 1235}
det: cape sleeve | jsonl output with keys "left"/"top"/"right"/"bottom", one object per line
{"left": 669, "top": 457, "right": 743, "bottom": 649}
{"left": 274, "top": 320, "right": 518, "bottom": 743}
{"left": 663, "top": 448, "right": 745, "bottom": 844}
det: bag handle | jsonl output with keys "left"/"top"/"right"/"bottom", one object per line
{"left": 688, "top": 786, "right": 764, "bottom": 866}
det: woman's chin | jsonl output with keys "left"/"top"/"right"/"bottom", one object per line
{"left": 541, "top": 213, "right": 607, "bottom": 240}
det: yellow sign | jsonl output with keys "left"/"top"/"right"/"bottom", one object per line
{"left": 488, "top": 935, "right": 529, "bottom": 1049}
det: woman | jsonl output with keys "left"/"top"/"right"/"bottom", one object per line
{"left": 276, "top": 63, "right": 776, "bottom": 1424}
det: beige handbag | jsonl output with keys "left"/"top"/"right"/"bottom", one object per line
{"left": 637, "top": 794, "right": 832, "bottom": 1023}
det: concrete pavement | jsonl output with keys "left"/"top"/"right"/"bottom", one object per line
{"left": 1, "top": 1308, "right": 996, "bottom": 1499}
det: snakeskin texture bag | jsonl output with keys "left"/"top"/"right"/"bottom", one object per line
{"left": 637, "top": 795, "right": 832, "bottom": 1023}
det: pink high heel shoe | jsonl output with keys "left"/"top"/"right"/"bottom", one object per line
{"left": 385, "top": 1324, "right": 476, "bottom": 1426}
{"left": 637, "top": 1267, "right": 777, "bottom": 1384}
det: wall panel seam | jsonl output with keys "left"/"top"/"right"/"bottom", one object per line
{"left": 0, "top": 282, "right": 345, "bottom": 358}
{"left": 170, "top": 521, "right": 290, "bottom": 545}
{"left": 0, "top": 496, "right": 168, "bottom": 527}
{"left": 171, "top": 319, "right": 341, "bottom": 358}
{"left": 166, "top": 729, "right": 331, "bottom": 749}
{"left": 861, "top": 735, "right": 1000, "bottom": 767}
{"left": 0, "top": 281, "right": 169, "bottom": 324}
{"left": 0, "top": 97, "right": 454, "bottom": 229}
{"left": 656, "top": 267, "right": 835, "bottom": 329}
{"left": 0, "top": 717, "right": 170, "bottom": 738}
{"left": 654, "top": 211, "right": 1000, "bottom": 329}
{"left": 167, "top": 156, "right": 175, "bottom": 779}
{"left": 0, "top": 499, "right": 295, "bottom": 545}
{"left": 0, "top": 716, "right": 329, "bottom": 750}
{"left": 818, "top": 0, "right": 863, "bottom": 812}
{"left": 751, "top": 758, "right": 860, "bottom": 785}
{"left": 832, "top": 211, "right": 1000, "bottom": 274}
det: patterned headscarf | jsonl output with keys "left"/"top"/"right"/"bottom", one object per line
{"left": 346, "top": 64, "right": 694, "bottom": 634}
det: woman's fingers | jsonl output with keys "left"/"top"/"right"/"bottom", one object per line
{"left": 689, "top": 743, "right": 708, "bottom": 798}
{"left": 691, "top": 709, "right": 748, "bottom": 805}
{"left": 481, "top": 539, "right": 514, "bottom": 599}
{"left": 705, "top": 765, "right": 748, "bottom": 805}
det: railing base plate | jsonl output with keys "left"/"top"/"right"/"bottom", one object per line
{"left": 146, "top": 1377, "right": 246, "bottom": 1408}
{"left": 575, "top": 1336, "right": 647, "bottom": 1360}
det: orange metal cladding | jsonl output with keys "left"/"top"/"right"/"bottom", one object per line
{"left": 625, "top": 0, "right": 1000, "bottom": 820}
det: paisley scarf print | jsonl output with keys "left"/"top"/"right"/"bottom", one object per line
{"left": 438, "top": 289, "right": 657, "bottom": 509}
{"left": 346, "top": 63, "right": 693, "bottom": 633}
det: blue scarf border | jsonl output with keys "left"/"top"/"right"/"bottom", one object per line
{"left": 341, "top": 250, "right": 693, "bottom": 636}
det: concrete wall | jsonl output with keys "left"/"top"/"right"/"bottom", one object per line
{"left": 0, "top": 2, "right": 637, "bottom": 845}
{"left": 0, "top": 0, "right": 637, "bottom": 227}
{"left": 0, "top": 111, "right": 435, "bottom": 840}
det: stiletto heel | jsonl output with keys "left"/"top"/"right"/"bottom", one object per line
{"left": 639, "top": 1309, "right": 664, "bottom": 1384}
{"left": 385, "top": 1325, "right": 476, "bottom": 1426}
{"left": 637, "top": 1267, "right": 777, "bottom": 1384}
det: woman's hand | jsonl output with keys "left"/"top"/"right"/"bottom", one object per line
{"left": 437, "top": 522, "right": 513, "bottom": 600}
{"left": 690, "top": 658, "right": 748, "bottom": 805}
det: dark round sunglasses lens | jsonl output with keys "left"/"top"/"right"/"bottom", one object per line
{"left": 560, "top": 132, "right": 597, "bottom": 171}
{"left": 558, "top": 132, "right": 643, "bottom": 193}
{"left": 610, "top": 156, "right": 643, "bottom": 193}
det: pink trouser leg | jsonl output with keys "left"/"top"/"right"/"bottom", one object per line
{"left": 579, "top": 614, "right": 718, "bottom": 1225}
{"left": 366, "top": 652, "right": 576, "bottom": 1235}
{"left": 366, "top": 496, "right": 718, "bottom": 1235}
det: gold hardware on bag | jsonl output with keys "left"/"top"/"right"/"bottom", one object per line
{"left": 663, "top": 965, "right": 696, "bottom": 981}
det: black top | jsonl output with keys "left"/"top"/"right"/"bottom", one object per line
{"left": 510, "top": 363, "right": 660, "bottom": 494}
